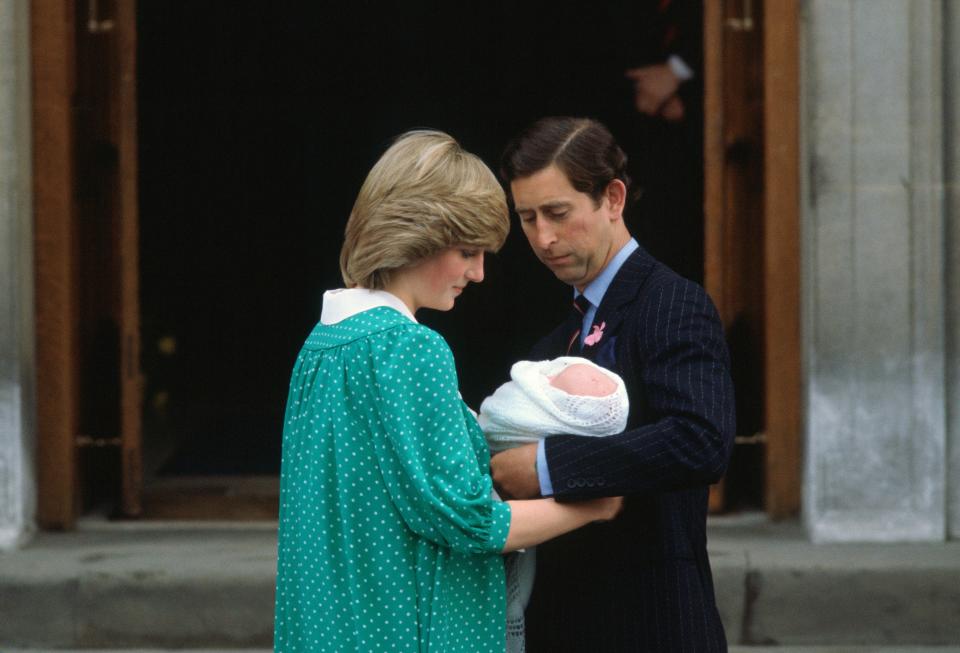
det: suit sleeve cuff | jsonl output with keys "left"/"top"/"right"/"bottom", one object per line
{"left": 536, "top": 439, "right": 554, "bottom": 497}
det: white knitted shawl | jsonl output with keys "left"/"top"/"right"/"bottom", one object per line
{"left": 481, "top": 357, "right": 628, "bottom": 653}
{"left": 479, "top": 357, "right": 629, "bottom": 452}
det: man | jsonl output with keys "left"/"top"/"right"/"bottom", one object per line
{"left": 492, "top": 116, "right": 735, "bottom": 652}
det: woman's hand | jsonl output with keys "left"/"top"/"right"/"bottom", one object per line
{"left": 502, "top": 495, "right": 625, "bottom": 552}
{"left": 583, "top": 495, "right": 625, "bottom": 522}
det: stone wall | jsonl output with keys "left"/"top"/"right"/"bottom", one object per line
{"left": 946, "top": 0, "right": 960, "bottom": 540}
{"left": 801, "top": 0, "right": 949, "bottom": 541}
{"left": 0, "top": 0, "right": 35, "bottom": 550}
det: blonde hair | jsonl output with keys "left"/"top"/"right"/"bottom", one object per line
{"left": 340, "top": 130, "right": 509, "bottom": 290}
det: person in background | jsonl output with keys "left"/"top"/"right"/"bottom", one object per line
{"left": 624, "top": 0, "right": 702, "bottom": 123}
{"left": 615, "top": 0, "right": 705, "bottom": 283}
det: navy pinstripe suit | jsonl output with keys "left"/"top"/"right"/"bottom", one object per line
{"left": 524, "top": 245, "right": 735, "bottom": 652}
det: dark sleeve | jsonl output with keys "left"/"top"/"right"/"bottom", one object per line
{"left": 544, "top": 278, "right": 735, "bottom": 498}
{"left": 665, "top": 0, "right": 703, "bottom": 76}
{"left": 624, "top": 0, "right": 703, "bottom": 75}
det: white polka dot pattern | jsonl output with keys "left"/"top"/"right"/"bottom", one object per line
{"left": 274, "top": 306, "right": 511, "bottom": 652}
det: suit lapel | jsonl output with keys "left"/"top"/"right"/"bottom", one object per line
{"left": 579, "top": 246, "right": 658, "bottom": 359}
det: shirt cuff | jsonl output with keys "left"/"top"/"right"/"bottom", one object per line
{"left": 668, "top": 54, "right": 694, "bottom": 81}
{"left": 536, "top": 439, "right": 554, "bottom": 497}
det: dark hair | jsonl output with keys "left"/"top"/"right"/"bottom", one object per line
{"left": 500, "top": 117, "right": 631, "bottom": 205}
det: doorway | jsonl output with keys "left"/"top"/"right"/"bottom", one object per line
{"left": 134, "top": 1, "right": 713, "bottom": 513}
{"left": 35, "top": 0, "right": 797, "bottom": 525}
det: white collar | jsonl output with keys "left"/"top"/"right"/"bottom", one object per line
{"left": 320, "top": 288, "right": 417, "bottom": 325}
{"left": 577, "top": 238, "right": 639, "bottom": 309}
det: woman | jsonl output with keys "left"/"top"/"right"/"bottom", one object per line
{"left": 273, "top": 130, "right": 621, "bottom": 653}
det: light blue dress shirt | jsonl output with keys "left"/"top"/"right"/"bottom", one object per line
{"left": 535, "top": 238, "right": 639, "bottom": 496}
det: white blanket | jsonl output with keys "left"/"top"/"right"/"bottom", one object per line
{"left": 479, "top": 357, "right": 629, "bottom": 452}
{"left": 479, "top": 357, "right": 628, "bottom": 653}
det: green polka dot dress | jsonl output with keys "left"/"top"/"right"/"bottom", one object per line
{"left": 274, "top": 306, "right": 511, "bottom": 652}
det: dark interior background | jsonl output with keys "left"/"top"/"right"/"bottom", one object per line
{"left": 137, "top": 1, "right": 705, "bottom": 476}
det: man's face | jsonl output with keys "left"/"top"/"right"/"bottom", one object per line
{"left": 510, "top": 164, "right": 624, "bottom": 291}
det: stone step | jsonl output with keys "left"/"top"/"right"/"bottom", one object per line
{"left": 1, "top": 523, "right": 276, "bottom": 649}
{"left": 1, "top": 516, "right": 959, "bottom": 649}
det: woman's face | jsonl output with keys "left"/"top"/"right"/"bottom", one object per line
{"left": 389, "top": 246, "right": 485, "bottom": 313}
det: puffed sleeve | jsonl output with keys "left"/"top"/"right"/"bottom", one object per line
{"left": 365, "top": 324, "right": 511, "bottom": 555}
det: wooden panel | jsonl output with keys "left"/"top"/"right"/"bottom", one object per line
{"left": 703, "top": 0, "right": 725, "bottom": 513}
{"left": 704, "top": 0, "right": 767, "bottom": 512}
{"left": 706, "top": 0, "right": 765, "bottom": 336}
{"left": 68, "top": 0, "right": 144, "bottom": 517}
{"left": 32, "top": 0, "right": 78, "bottom": 529}
{"left": 703, "top": 2, "right": 724, "bottom": 308}
{"left": 75, "top": 0, "right": 124, "bottom": 512}
{"left": 116, "top": 0, "right": 144, "bottom": 518}
{"left": 721, "top": 0, "right": 765, "bottom": 443}
{"left": 762, "top": 0, "right": 801, "bottom": 517}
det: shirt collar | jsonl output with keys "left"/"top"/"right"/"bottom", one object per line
{"left": 320, "top": 288, "right": 418, "bottom": 325}
{"left": 576, "top": 238, "right": 639, "bottom": 308}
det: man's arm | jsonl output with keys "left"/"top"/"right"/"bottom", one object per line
{"left": 490, "top": 442, "right": 542, "bottom": 500}
{"left": 495, "top": 278, "right": 735, "bottom": 500}
{"left": 624, "top": 0, "right": 703, "bottom": 121}
{"left": 548, "top": 279, "right": 734, "bottom": 499}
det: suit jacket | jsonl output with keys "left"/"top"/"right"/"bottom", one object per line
{"left": 524, "top": 245, "right": 735, "bottom": 652}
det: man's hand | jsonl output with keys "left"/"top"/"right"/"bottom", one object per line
{"left": 490, "top": 443, "right": 540, "bottom": 499}
{"left": 659, "top": 94, "right": 685, "bottom": 122}
{"left": 625, "top": 63, "right": 682, "bottom": 118}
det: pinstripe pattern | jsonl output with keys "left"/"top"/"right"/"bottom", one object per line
{"left": 525, "top": 246, "right": 734, "bottom": 652}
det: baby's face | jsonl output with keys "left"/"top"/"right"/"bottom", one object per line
{"left": 548, "top": 363, "right": 617, "bottom": 397}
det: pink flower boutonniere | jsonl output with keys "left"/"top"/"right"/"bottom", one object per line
{"left": 583, "top": 321, "right": 606, "bottom": 347}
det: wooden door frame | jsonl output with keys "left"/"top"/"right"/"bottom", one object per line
{"left": 760, "top": 0, "right": 801, "bottom": 517}
{"left": 33, "top": 0, "right": 80, "bottom": 529}
{"left": 33, "top": 0, "right": 142, "bottom": 528}
{"left": 705, "top": 0, "right": 801, "bottom": 517}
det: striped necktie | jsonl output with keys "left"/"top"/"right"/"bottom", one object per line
{"left": 566, "top": 294, "right": 592, "bottom": 355}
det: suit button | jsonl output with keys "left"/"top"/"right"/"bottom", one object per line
{"left": 567, "top": 480, "right": 576, "bottom": 489}
{"left": 597, "top": 478, "right": 606, "bottom": 487}
{"left": 586, "top": 480, "right": 595, "bottom": 487}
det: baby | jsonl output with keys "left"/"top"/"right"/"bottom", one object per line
{"left": 478, "top": 357, "right": 629, "bottom": 653}
{"left": 479, "top": 356, "right": 629, "bottom": 453}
